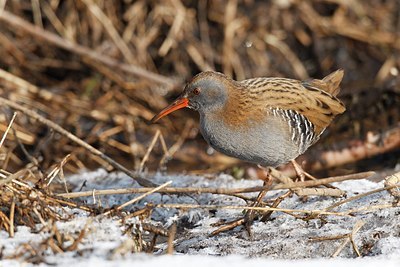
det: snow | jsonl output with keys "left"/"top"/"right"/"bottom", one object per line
{"left": 1, "top": 169, "right": 399, "bottom": 266}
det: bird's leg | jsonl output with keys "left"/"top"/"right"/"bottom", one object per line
{"left": 291, "top": 159, "right": 316, "bottom": 182}
{"left": 211, "top": 168, "right": 272, "bottom": 237}
{"left": 291, "top": 160, "right": 341, "bottom": 191}
{"left": 244, "top": 170, "right": 273, "bottom": 237}
{"left": 260, "top": 190, "right": 293, "bottom": 222}
{"left": 244, "top": 185, "right": 267, "bottom": 238}
{"left": 291, "top": 159, "right": 305, "bottom": 182}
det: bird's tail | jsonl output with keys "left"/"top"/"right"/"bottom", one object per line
{"left": 321, "top": 69, "right": 344, "bottom": 96}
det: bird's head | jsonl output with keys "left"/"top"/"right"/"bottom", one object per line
{"left": 151, "top": 71, "right": 231, "bottom": 123}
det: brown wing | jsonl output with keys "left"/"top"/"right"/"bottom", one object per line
{"left": 238, "top": 70, "right": 346, "bottom": 135}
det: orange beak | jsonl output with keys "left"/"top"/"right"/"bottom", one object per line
{"left": 151, "top": 97, "right": 189, "bottom": 123}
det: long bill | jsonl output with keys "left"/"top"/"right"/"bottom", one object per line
{"left": 150, "top": 97, "right": 189, "bottom": 123}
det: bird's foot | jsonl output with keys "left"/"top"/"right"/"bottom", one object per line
{"left": 291, "top": 159, "right": 316, "bottom": 182}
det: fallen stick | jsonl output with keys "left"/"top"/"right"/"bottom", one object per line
{"left": 280, "top": 126, "right": 400, "bottom": 176}
{"left": 309, "top": 128, "right": 400, "bottom": 171}
{"left": 384, "top": 171, "right": 400, "bottom": 200}
{"left": 269, "top": 167, "right": 345, "bottom": 197}
{"left": 57, "top": 171, "right": 374, "bottom": 198}
{"left": 153, "top": 203, "right": 349, "bottom": 217}
{"left": 102, "top": 181, "right": 172, "bottom": 216}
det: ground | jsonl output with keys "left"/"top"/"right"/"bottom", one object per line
{"left": 0, "top": 169, "right": 400, "bottom": 266}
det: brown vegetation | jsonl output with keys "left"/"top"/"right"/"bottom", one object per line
{"left": 0, "top": 0, "right": 400, "bottom": 260}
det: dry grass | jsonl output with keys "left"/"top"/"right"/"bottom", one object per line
{"left": 0, "top": 0, "right": 400, "bottom": 261}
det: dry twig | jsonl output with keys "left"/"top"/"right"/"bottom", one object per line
{"left": 102, "top": 180, "right": 172, "bottom": 216}
{"left": 57, "top": 171, "right": 374, "bottom": 199}
{"left": 384, "top": 171, "right": 400, "bottom": 201}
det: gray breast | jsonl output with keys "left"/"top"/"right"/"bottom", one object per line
{"left": 199, "top": 112, "right": 307, "bottom": 167}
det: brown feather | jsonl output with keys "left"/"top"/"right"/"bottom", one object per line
{"left": 223, "top": 70, "right": 346, "bottom": 136}
{"left": 302, "top": 69, "right": 344, "bottom": 96}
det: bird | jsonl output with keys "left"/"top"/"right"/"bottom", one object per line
{"left": 151, "top": 70, "right": 345, "bottom": 172}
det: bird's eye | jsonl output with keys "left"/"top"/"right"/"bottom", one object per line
{"left": 193, "top": 88, "right": 201, "bottom": 95}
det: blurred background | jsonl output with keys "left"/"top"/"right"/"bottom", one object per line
{"left": 0, "top": 0, "right": 400, "bottom": 179}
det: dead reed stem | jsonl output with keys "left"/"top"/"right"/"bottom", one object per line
{"left": 102, "top": 180, "right": 172, "bottom": 216}
{"left": 9, "top": 197, "right": 15, "bottom": 237}
{"left": 0, "top": 10, "right": 176, "bottom": 86}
